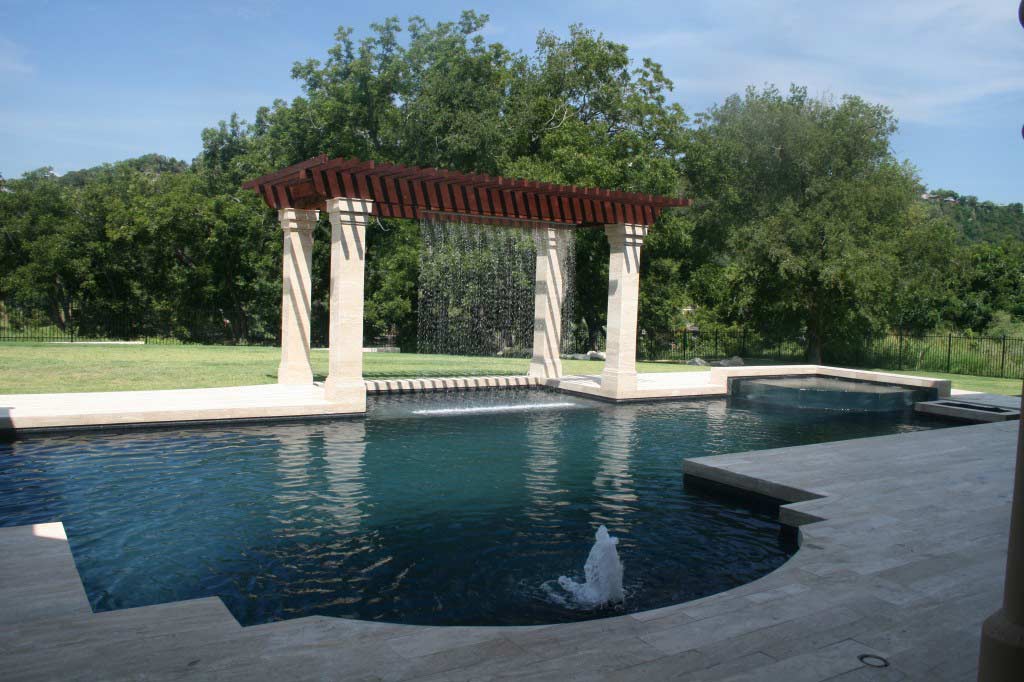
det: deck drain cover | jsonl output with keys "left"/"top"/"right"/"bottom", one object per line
{"left": 858, "top": 654, "right": 889, "bottom": 668}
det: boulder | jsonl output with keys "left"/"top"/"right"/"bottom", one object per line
{"left": 686, "top": 357, "right": 710, "bottom": 366}
{"left": 710, "top": 356, "right": 745, "bottom": 367}
{"left": 587, "top": 350, "right": 607, "bottom": 361}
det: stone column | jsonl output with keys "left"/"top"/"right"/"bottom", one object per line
{"left": 601, "top": 223, "right": 648, "bottom": 399}
{"left": 528, "top": 226, "right": 564, "bottom": 380}
{"left": 323, "top": 198, "right": 372, "bottom": 412}
{"left": 277, "top": 208, "right": 317, "bottom": 385}
{"left": 978, "top": 394, "right": 1024, "bottom": 680}
{"left": 983, "top": 5, "right": 1024, "bottom": 675}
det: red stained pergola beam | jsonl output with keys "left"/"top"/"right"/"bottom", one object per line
{"left": 244, "top": 155, "right": 690, "bottom": 227}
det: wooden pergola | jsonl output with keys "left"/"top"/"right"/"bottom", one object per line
{"left": 243, "top": 155, "right": 689, "bottom": 412}
{"left": 243, "top": 155, "right": 689, "bottom": 227}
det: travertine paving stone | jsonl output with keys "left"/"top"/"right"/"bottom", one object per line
{"left": 0, "top": 395, "right": 1016, "bottom": 680}
{"left": 1, "top": 365, "right": 949, "bottom": 432}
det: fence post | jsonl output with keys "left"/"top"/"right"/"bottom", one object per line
{"left": 946, "top": 333, "right": 952, "bottom": 373}
{"left": 1001, "top": 336, "right": 1008, "bottom": 377}
{"left": 714, "top": 329, "right": 719, "bottom": 358}
{"left": 897, "top": 331, "right": 904, "bottom": 370}
{"left": 741, "top": 330, "right": 748, "bottom": 357}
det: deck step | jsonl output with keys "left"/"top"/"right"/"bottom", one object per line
{"left": 0, "top": 523, "right": 93, "bottom": 625}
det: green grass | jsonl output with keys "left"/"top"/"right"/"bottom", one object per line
{"left": 1, "top": 342, "right": 1017, "bottom": 395}
{"left": 868, "top": 368, "right": 1022, "bottom": 396}
{"left": 0, "top": 343, "right": 703, "bottom": 394}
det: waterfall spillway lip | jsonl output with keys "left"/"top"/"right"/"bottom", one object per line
{"left": 411, "top": 402, "right": 581, "bottom": 416}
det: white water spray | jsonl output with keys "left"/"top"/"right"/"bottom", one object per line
{"left": 412, "top": 402, "right": 579, "bottom": 416}
{"left": 556, "top": 525, "right": 625, "bottom": 608}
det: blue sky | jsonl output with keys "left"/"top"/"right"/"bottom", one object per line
{"left": 1, "top": 1, "right": 1021, "bottom": 203}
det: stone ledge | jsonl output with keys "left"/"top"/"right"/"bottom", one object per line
{"left": 364, "top": 375, "right": 541, "bottom": 394}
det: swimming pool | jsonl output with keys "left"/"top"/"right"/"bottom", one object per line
{"left": 0, "top": 387, "right": 954, "bottom": 626}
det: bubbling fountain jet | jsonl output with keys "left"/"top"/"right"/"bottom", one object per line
{"left": 557, "top": 525, "right": 625, "bottom": 607}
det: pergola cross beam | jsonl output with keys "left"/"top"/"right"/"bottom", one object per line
{"left": 243, "top": 155, "right": 689, "bottom": 227}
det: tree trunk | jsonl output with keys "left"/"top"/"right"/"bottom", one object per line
{"left": 586, "top": 314, "right": 603, "bottom": 351}
{"left": 806, "top": 325, "right": 824, "bottom": 364}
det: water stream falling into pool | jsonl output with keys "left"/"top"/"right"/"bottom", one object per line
{"left": 416, "top": 216, "right": 578, "bottom": 356}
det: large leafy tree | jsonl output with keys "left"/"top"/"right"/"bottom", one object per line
{"left": 684, "top": 85, "right": 955, "bottom": 362}
{"left": 501, "top": 26, "right": 690, "bottom": 348}
{"left": 947, "top": 240, "right": 1024, "bottom": 333}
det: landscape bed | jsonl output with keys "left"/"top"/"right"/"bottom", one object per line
{"left": 0, "top": 380, "right": 959, "bottom": 627}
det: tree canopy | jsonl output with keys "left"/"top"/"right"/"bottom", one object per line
{"left": 683, "top": 85, "right": 960, "bottom": 361}
{"left": 1, "top": 12, "right": 1021, "bottom": 359}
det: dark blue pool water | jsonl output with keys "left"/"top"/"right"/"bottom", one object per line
{"left": 0, "top": 388, "right": 953, "bottom": 626}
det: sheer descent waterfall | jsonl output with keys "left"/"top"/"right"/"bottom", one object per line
{"left": 417, "top": 216, "right": 577, "bottom": 357}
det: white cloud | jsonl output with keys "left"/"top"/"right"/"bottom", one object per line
{"left": 616, "top": 0, "right": 1024, "bottom": 125}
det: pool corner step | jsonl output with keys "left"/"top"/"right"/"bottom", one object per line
{"left": 915, "top": 398, "right": 1021, "bottom": 423}
{"left": 0, "top": 523, "right": 92, "bottom": 625}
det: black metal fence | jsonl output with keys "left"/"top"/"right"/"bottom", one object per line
{"left": 832, "top": 333, "right": 1024, "bottom": 380}
{"left": 639, "top": 329, "right": 1024, "bottom": 380}
{"left": 638, "top": 329, "right": 806, "bottom": 365}
{"left": 0, "top": 306, "right": 301, "bottom": 346}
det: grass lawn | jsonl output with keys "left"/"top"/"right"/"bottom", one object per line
{"left": 869, "top": 368, "right": 1022, "bottom": 396}
{"left": 0, "top": 343, "right": 703, "bottom": 394}
{"left": 0, "top": 342, "right": 1018, "bottom": 395}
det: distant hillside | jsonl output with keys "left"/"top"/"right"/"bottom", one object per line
{"left": 922, "top": 189, "right": 1024, "bottom": 243}
{"left": 58, "top": 154, "right": 188, "bottom": 187}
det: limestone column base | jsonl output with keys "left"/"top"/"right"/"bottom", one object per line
{"left": 979, "top": 608, "right": 1024, "bottom": 681}
{"left": 528, "top": 342, "right": 562, "bottom": 380}
{"left": 528, "top": 360, "right": 563, "bottom": 380}
{"left": 278, "top": 363, "right": 313, "bottom": 385}
{"left": 324, "top": 377, "right": 367, "bottom": 412}
{"left": 601, "top": 368, "right": 637, "bottom": 399}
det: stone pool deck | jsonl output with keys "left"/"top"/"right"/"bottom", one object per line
{"left": 0, "top": 393, "right": 1017, "bottom": 681}
{"left": 551, "top": 365, "right": 950, "bottom": 401}
{"left": 0, "top": 376, "right": 541, "bottom": 433}
{"left": 0, "top": 365, "right": 950, "bottom": 433}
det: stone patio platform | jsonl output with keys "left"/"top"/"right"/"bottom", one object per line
{"left": 551, "top": 365, "right": 951, "bottom": 402}
{"left": 0, "top": 365, "right": 951, "bottom": 434}
{"left": 0, "top": 376, "right": 540, "bottom": 433}
{"left": 0, "top": 395, "right": 1016, "bottom": 681}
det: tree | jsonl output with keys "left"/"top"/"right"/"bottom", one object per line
{"left": 683, "top": 85, "right": 952, "bottom": 362}
{"left": 947, "top": 240, "right": 1024, "bottom": 333}
{"left": 501, "top": 25, "right": 690, "bottom": 348}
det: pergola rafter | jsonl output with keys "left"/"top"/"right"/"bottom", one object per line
{"left": 243, "top": 155, "right": 690, "bottom": 227}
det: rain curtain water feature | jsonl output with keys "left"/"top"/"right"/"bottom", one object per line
{"left": 416, "top": 215, "right": 577, "bottom": 357}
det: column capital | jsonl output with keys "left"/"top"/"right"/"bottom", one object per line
{"left": 604, "top": 223, "right": 649, "bottom": 246}
{"left": 278, "top": 208, "right": 319, "bottom": 233}
{"left": 326, "top": 197, "right": 374, "bottom": 218}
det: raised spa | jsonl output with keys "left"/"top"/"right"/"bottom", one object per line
{"left": 729, "top": 376, "right": 937, "bottom": 412}
{"left": 0, "top": 383, "right": 952, "bottom": 626}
